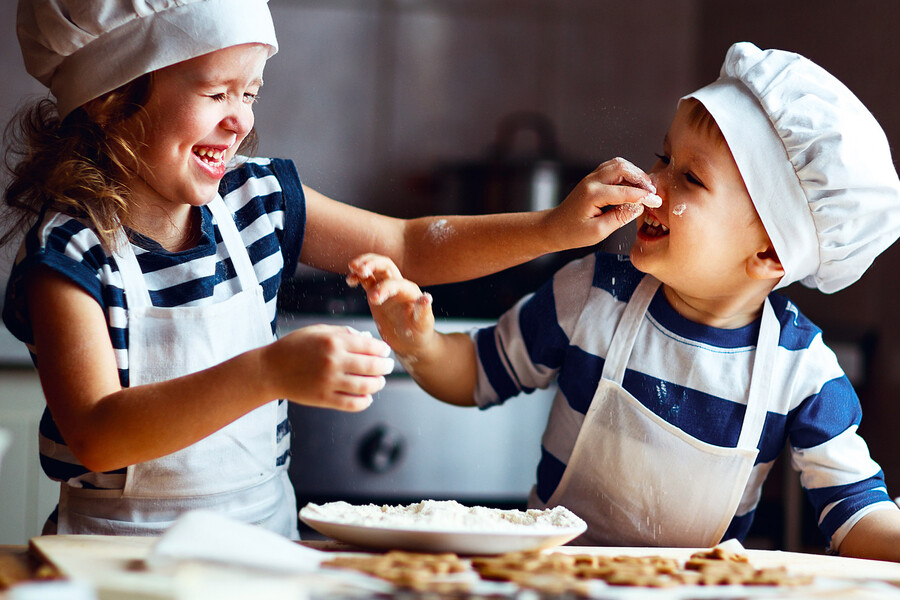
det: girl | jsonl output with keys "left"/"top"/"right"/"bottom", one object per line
{"left": 3, "top": 0, "right": 657, "bottom": 537}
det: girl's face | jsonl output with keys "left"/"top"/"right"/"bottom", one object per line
{"left": 128, "top": 43, "right": 269, "bottom": 214}
{"left": 630, "top": 102, "right": 772, "bottom": 305}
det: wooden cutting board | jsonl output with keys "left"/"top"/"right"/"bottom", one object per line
{"left": 29, "top": 535, "right": 900, "bottom": 597}
{"left": 30, "top": 536, "right": 172, "bottom": 600}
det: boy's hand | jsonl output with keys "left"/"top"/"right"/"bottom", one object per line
{"left": 545, "top": 157, "right": 661, "bottom": 250}
{"left": 347, "top": 253, "right": 437, "bottom": 358}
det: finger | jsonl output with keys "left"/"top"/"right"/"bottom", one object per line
{"left": 412, "top": 292, "right": 433, "bottom": 322}
{"left": 613, "top": 202, "right": 645, "bottom": 225}
{"left": 339, "top": 373, "right": 387, "bottom": 397}
{"left": 348, "top": 253, "right": 402, "bottom": 283}
{"left": 343, "top": 352, "right": 396, "bottom": 377}
{"left": 343, "top": 334, "right": 393, "bottom": 358}
{"left": 595, "top": 157, "right": 656, "bottom": 193}
{"left": 583, "top": 179, "right": 661, "bottom": 209}
{"left": 330, "top": 393, "right": 375, "bottom": 413}
{"left": 367, "top": 278, "right": 425, "bottom": 306}
{"left": 590, "top": 202, "right": 644, "bottom": 238}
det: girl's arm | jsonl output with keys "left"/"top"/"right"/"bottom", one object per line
{"left": 27, "top": 267, "right": 393, "bottom": 472}
{"left": 299, "top": 158, "right": 656, "bottom": 285}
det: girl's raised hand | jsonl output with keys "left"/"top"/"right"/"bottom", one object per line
{"left": 543, "top": 157, "right": 661, "bottom": 250}
{"left": 263, "top": 324, "right": 394, "bottom": 411}
{"left": 347, "top": 253, "right": 436, "bottom": 358}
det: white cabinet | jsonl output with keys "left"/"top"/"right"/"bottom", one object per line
{"left": 0, "top": 368, "right": 58, "bottom": 544}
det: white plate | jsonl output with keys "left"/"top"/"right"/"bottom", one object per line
{"left": 299, "top": 510, "right": 586, "bottom": 555}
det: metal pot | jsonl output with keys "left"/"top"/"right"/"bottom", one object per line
{"left": 434, "top": 111, "right": 593, "bottom": 215}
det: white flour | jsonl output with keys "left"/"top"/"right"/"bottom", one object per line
{"left": 427, "top": 218, "right": 453, "bottom": 243}
{"left": 302, "top": 499, "right": 585, "bottom": 532}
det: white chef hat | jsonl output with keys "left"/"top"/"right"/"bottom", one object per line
{"left": 17, "top": 0, "right": 279, "bottom": 119}
{"left": 685, "top": 42, "right": 900, "bottom": 293}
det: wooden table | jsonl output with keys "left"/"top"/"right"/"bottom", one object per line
{"left": 3, "top": 537, "right": 900, "bottom": 599}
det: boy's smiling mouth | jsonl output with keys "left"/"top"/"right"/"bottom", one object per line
{"left": 639, "top": 213, "right": 670, "bottom": 238}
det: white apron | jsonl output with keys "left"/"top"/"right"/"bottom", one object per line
{"left": 58, "top": 196, "right": 297, "bottom": 538}
{"left": 535, "top": 275, "right": 776, "bottom": 547}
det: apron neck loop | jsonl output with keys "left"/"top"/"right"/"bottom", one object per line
{"left": 601, "top": 275, "right": 775, "bottom": 452}
{"left": 112, "top": 196, "right": 260, "bottom": 310}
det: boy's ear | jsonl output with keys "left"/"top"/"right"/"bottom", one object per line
{"left": 748, "top": 244, "right": 785, "bottom": 281}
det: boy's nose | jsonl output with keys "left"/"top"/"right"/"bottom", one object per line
{"left": 648, "top": 171, "right": 668, "bottom": 200}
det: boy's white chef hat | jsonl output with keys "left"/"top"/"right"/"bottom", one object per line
{"left": 17, "top": 0, "right": 278, "bottom": 119}
{"left": 685, "top": 42, "right": 900, "bottom": 293}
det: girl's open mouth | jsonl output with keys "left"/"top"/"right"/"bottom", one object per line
{"left": 192, "top": 146, "right": 227, "bottom": 177}
{"left": 639, "top": 213, "right": 669, "bottom": 238}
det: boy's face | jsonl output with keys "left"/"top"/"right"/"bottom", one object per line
{"left": 630, "top": 102, "right": 772, "bottom": 303}
{"left": 126, "top": 43, "right": 268, "bottom": 214}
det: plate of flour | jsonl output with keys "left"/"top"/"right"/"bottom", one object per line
{"left": 299, "top": 499, "right": 587, "bottom": 554}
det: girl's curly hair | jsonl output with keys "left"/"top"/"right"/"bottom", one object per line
{"left": 2, "top": 73, "right": 258, "bottom": 252}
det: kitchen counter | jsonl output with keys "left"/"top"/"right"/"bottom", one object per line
{"left": 3, "top": 537, "right": 900, "bottom": 599}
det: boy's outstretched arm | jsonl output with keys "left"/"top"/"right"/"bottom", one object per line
{"left": 837, "top": 508, "right": 900, "bottom": 562}
{"left": 348, "top": 253, "right": 478, "bottom": 407}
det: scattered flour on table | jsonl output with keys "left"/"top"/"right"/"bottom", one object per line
{"left": 303, "top": 500, "right": 585, "bottom": 532}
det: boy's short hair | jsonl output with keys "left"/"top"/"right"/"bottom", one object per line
{"left": 686, "top": 42, "right": 900, "bottom": 293}
{"left": 18, "top": 0, "right": 279, "bottom": 119}
{"left": 681, "top": 98, "right": 726, "bottom": 145}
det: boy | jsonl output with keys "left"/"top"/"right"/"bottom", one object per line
{"left": 349, "top": 43, "right": 900, "bottom": 561}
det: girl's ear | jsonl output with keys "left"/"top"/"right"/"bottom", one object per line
{"left": 748, "top": 244, "right": 785, "bottom": 281}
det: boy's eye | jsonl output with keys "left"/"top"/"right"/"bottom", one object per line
{"left": 685, "top": 172, "right": 705, "bottom": 187}
{"left": 654, "top": 153, "right": 670, "bottom": 165}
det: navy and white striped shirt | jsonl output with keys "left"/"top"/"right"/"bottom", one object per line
{"left": 3, "top": 157, "right": 305, "bottom": 491}
{"left": 473, "top": 251, "right": 897, "bottom": 549}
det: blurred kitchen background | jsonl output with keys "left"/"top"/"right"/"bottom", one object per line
{"left": 1, "top": 0, "right": 899, "bottom": 552}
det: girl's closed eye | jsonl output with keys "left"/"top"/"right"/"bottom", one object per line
{"left": 207, "top": 92, "right": 259, "bottom": 103}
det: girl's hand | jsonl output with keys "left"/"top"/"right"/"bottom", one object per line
{"left": 263, "top": 324, "right": 394, "bottom": 411}
{"left": 544, "top": 157, "right": 661, "bottom": 250}
{"left": 347, "top": 253, "right": 436, "bottom": 358}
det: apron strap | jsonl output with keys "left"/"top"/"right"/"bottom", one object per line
{"left": 113, "top": 228, "right": 151, "bottom": 309}
{"left": 601, "top": 275, "right": 660, "bottom": 383}
{"left": 207, "top": 195, "right": 259, "bottom": 292}
{"left": 736, "top": 297, "right": 777, "bottom": 451}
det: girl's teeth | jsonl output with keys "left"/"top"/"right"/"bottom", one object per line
{"left": 194, "top": 147, "right": 225, "bottom": 161}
